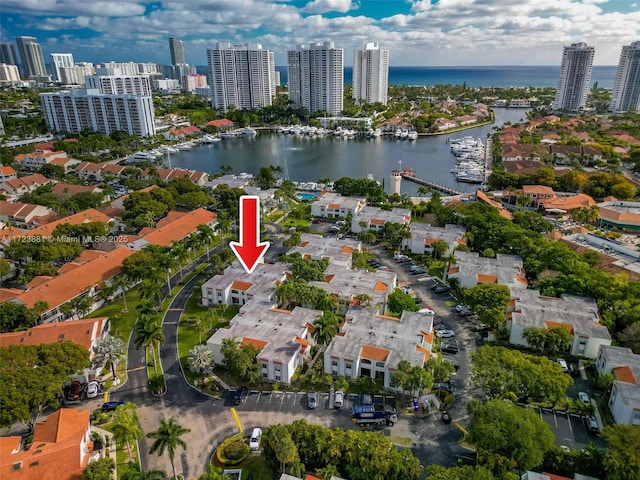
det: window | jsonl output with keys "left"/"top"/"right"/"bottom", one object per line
{"left": 275, "top": 375, "right": 281, "bottom": 381}
{"left": 232, "top": 297, "right": 239, "bottom": 304}
{"left": 375, "top": 361, "right": 385, "bottom": 368}
{"left": 261, "top": 363, "right": 268, "bottom": 370}
{"left": 332, "top": 360, "right": 338, "bottom": 367}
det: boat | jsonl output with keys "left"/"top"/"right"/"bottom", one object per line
{"left": 219, "top": 130, "right": 240, "bottom": 139}
{"left": 241, "top": 127, "right": 257, "bottom": 137}
{"left": 175, "top": 143, "right": 192, "bottom": 150}
{"left": 132, "top": 151, "right": 156, "bottom": 160}
{"left": 407, "top": 130, "right": 418, "bottom": 140}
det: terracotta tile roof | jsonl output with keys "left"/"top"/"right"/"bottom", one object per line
{"left": 7, "top": 209, "right": 112, "bottom": 239}
{"left": 613, "top": 365, "right": 637, "bottom": 384}
{"left": 230, "top": 280, "right": 253, "bottom": 291}
{"left": 327, "top": 203, "right": 341, "bottom": 209}
{"left": 523, "top": 185, "right": 555, "bottom": 196}
{"left": 475, "top": 190, "right": 513, "bottom": 220}
{"left": 270, "top": 308, "right": 292, "bottom": 314}
{"left": 503, "top": 160, "right": 544, "bottom": 175}
{"left": 0, "top": 166, "right": 16, "bottom": 176}
{"left": 14, "top": 248, "right": 134, "bottom": 310}
{"left": 373, "top": 281, "right": 388, "bottom": 292}
{"left": 241, "top": 337, "right": 268, "bottom": 349}
{"left": 476, "top": 274, "right": 498, "bottom": 283}
{"left": 51, "top": 183, "right": 101, "bottom": 196}
{"left": 543, "top": 473, "right": 572, "bottom": 480}
{"left": 448, "top": 266, "right": 460, "bottom": 274}
{"left": 370, "top": 218, "right": 385, "bottom": 225}
{"left": 341, "top": 246, "right": 353, "bottom": 254}
{"left": 376, "top": 314, "right": 400, "bottom": 322}
{"left": 361, "top": 345, "right": 390, "bottom": 362}
{"left": 422, "top": 332, "right": 434, "bottom": 344}
{"left": 35, "top": 142, "right": 56, "bottom": 151}
{"left": 598, "top": 207, "right": 640, "bottom": 225}
{"left": 544, "top": 194, "right": 595, "bottom": 211}
{"left": 416, "top": 345, "right": 431, "bottom": 362}
{"left": 299, "top": 241, "right": 310, "bottom": 247}
{"left": 205, "top": 118, "right": 234, "bottom": 127}
{"left": 138, "top": 208, "right": 217, "bottom": 247}
{"left": 544, "top": 321, "right": 574, "bottom": 334}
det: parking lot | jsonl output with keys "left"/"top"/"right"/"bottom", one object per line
{"left": 534, "top": 407, "right": 607, "bottom": 450}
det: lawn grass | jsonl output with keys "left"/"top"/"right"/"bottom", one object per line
{"left": 102, "top": 423, "right": 139, "bottom": 479}
{"left": 264, "top": 210, "right": 285, "bottom": 223}
{"left": 280, "top": 217, "right": 311, "bottom": 230}
{"left": 387, "top": 436, "right": 414, "bottom": 447}
{"left": 240, "top": 455, "right": 275, "bottom": 480}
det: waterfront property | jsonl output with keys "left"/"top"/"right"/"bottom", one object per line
{"left": 446, "top": 251, "right": 528, "bottom": 290}
{"left": 310, "top": 191, "right": 366, "bottom": 219}
{"left": 402, "top": 223, "right": 466, "bottom": 256}
{"left": 287, "top": 233, "right": 362, "bottom": 268}
{"left": 350, "top": 206, "right": 411, "bottom": 233}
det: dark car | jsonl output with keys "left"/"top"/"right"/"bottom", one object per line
{"left": 234, "top": 386, "right": 249, "bottom": 405}
{"left": 458, "top": 308, "right": 474, "bottom": 317}
{"left": 434, "top": 285, "right": 450, "bottom": 294}
{"left": 66, "top": 381, "right": 83, "bottom": 401}
{"left": 312, "top": 218, "right": 323, "bottom": 224}
{"left": 101, "top": 400, "right": 125, "bottom": 412}
{"left": 441, "top": 342, "right": 459, "bottom": 354}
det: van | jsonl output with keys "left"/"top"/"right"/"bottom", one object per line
{"left": 334, "top": 390, "right": 344, "bottom": 408}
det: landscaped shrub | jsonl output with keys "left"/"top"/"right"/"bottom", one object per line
{"left": 216, "top": 435, "right": 250, "bottom": 466}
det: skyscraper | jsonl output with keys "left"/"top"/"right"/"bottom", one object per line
{"left": 0, "top": 43, "right": 18, "bottom": 66}
{"left": 169, "top": 37, "right": 185, "bottom": 65}
{"left": 287, "top": 41, "right": 343, "bottom": 115}
{"left": 50, "top": 53, "right": 75, "bottom": 82}
{"left": 353, "top": 43, "right": 390, "bottom": 106}
{"left": 552, "top": 42, "right": 595, "bottom": 112}
{"left": 207, "top": 42, "right": 276, "bottom": 113}
{"left": 85, "top": 68, "right": 152, "bottom": 96}
{"left": 610, "top": 41, "right": 640, "bottom": 113}
{"left": 15, "top": 36, "right": 47, "bottom": 77}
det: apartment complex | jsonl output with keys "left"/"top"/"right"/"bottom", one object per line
{"left": 50, "top": 53, "right": 74, "bottom": 82}
{"left": 0, "top": 63, "right": 20, "bottom": 86}
{"left": 15, "top": 36, "right": 47, "bottom": 77}
{"left": 595, "top": 345, "right": 640, "bottom": 426}
{"left": 85, "top": 67, "right": 152, "bottom": 96}
{"left": 402, "top": 223, "right": 466, "bottom": 256}
{"left": 610, "top": 41, "right": 640, "bottom": 112}
{"left": 287, "top": 41, "right": 344, "bottom": 115}
{"left": 182, "top": 74, "right": 208, "bottom": 93}
{"left": 207, "top": 42, "right": 276, "bottom": 113}
{"left": 352, "top": 43, "right": 389, "bottom": 105}
{"left": 446, "top": 251, "right": 528, "bottom": 290}
{"left": 59, "top": 62, "right": 95, "bottom": 85}
{"left": 40, "top": 89, "right": 156, "bottom": 137}
{"left": 0, "top": 42, "right": 18, "bottom": 66}
{"left": 169, "top": 37, "right": 186, "bottom": 65}
{"left": 552, "top": 42, "right": 594, "bottom": 111}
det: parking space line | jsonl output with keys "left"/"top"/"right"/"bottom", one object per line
{"left": 566, "top": 412, "right": 573, "bottom": 432}
{"left": 269, "top": 392, "right": 274, "bottom": 403}
{"left": 293, "top": 392, "right": 298, "bottom": 405}
{"left": 256, "top": 391, "right": 261, "bottom": 403}
{"left": 553, "top": 411, "right": 558, "bottom": 428}
{"left": 280, "top": 393, "right": 286, "bottom": 408}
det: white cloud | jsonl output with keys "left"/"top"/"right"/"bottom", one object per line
{"left": 302, "top": 0, "right": 357, "bottom": 14}
{"left": 2, "top": 0, "right": 145, "bottom": 17}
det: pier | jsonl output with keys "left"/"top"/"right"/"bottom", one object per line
{"left": 394, "top": 169, "right": 464, "bottom": 196}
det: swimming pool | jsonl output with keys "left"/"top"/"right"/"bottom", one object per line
{"left": 296, "top": 192, "right": 318, "bottom": 201}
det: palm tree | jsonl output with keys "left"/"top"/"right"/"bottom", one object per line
{"left": 93, "top": 334, "right": 125, "bottom": 380}
{"left": 139, "top": 277, "right": 164, "bottom": 310}
{"left": 187, "top": 344, "right": 214, "bottom": 382}
{"left": 111, "top": 402, "right": 143, "bottom": 462}
{"left": 311, "top": 311, "right": 340, "bottom": 348}
{"left": 134, "top": 316, "right": 165, "bottom": 374}
{"left": 147, "top": 417, "right": 190, "bottom": 480}
{"left": 112, "top": 275, "right": 131, "bottom": 313}
{"left": 197, "top": 224, "right": 215, "bottom": 260}
{"left": 171, "top": 241, "right": 188, "bottom": 280}
{"left": 121, "top": 463, "right": 167, "bottom": 480}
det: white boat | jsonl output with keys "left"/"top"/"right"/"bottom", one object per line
{"left": 241, "top": 127, "right": 257, "bottom": 136}
{"left": 407, "top": 130, "right": 418, "bottom": 140}
{"left": 219, "top": 130, "right": 240, "bottom": 139}
{"left": 373, "top": 128, "right": 382, "bottom": 137}
{"left": 175, "top": 143, "right": 192, "bottom": 150}
{"left": 132, "top": 151, "right": 156, "bottom": 160}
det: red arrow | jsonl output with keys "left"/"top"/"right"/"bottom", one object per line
{"left": 230, "top": 195, "right": 270, "bottom": 274}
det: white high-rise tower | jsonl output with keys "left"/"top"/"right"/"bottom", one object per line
{"left": 207, "top": 43, "right": 276, "bottom": 113}
{"left": 353, "top": 43, "right": 389, "bottom": 105}
{"left": 610, "top": 41, "right": 640, "bottom": 113}
{"left": 287, "top": 41, "right": 343, "bottom": 115}
{"left": 552, "top": 42, "right": 595, "bottom": 112}
{"left": 50, "top": 53, "right": 75, "bottom": 82}
{"left": 15, "top": 36, "right": 47, "bottom": 77}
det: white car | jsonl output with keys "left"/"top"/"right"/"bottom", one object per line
{"left": 418, "top": 308, "right": 435, "bottom": 316}
{"left": 85, "top": 381, "right": 100, "bottom": 399}
{"left": 578, "top": 392, "right": 590, "bottom": 405}
{"left": 455, "top": 304, "right": 470, "bottom": 312}
{"left": 334, "top": 390, "right": 344, "bottom": 408}
{"left": 557, "top": 358, "right": 569, "bottom": 373}
{"left": 249, "top": 428, "right": 262, "bottom": 450}
{"left": 436, "top": 329, "right": 456, "bottom": 338}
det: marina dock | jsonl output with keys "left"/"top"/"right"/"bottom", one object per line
{"left": 395, "top": 170, "right": 464, "bottom": 196}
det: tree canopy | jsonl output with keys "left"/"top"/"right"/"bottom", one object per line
{"left": 387, "top": 288, "right": 420, "bottom": 316}
{"left": 601, "top": 424, "right": 640, "bottom": 480}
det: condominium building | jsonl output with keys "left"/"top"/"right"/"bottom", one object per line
{"left": 169, "top": 63, "right": 197, "bottom": 85}
{"left": 59, "top": 62, "right": 95, "bottom": 85}
{"left": 552, "top": 42, "right": 595, "bottom": 111}
{"left": 207, "top": 42, "right": 276, "bottom": 112}
{"left": 15, "top": 36, "right": 47, "bottom": 77}
{"left": 169, "top": 37, "right": 185, "bottom": 65}
{"left": 40, "top": 89, "right": 156, "bottom": 137}
{"left": 85, "top": 67, "right": 152, "bottom": 96}
{"left": 50, "top": 53, "right": 75, "bottom": 82}
{"left": 353, "top": 43, "right": 389, "bottom": 105}
{"left": 182, "top": 73, "right": 208, "bottom": 93}
{"left": 0, "top": 42, "right": 18, "bottom": 66}
{"left": 0, "top": 63, "right": 20, "bottom": 86}
{"left": 610, "top": 41, "right": 640, "bottom": 112}
{"left": 287, "top": 41, "right": 344, "bottom": 115}
{"left": 96, "top": 61, "right": 163, "bottom": 77}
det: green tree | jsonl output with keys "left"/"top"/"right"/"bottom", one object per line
{"left": 468, "top": 399, "right": 555, "bottom": 475}
{"left": 601, "top": 424, "right": 640, "bottom": 480}
{"left": 188, "top": 344, "right": 214, "bottom": 382}
{"left": 0, "top": 302, "right": 35, "bottom": 332}
{"left": 255, "top": 166, "right": 278, "bottom": 189}
{"left": 197, "top": 223, "right": 216, "bottom": 260}
{"left": 311, "top": 311, "right": 340, "bottom": 347}
{"left": 198, "top": 465, "right": 230, "bottom": 480}
{"left": 462, "top": 283, "right": 511, "bottom": 329}
{"left": 619, "top": 322, "right": 640, "bottom": 353}
{"left": 121, "top": 463, "right": 167, "bottom": 480}
{"left": 111, "top": 402, "right": 143, "bottom": 462}
{"left": 134, "top": 316, "right": 165, "bottom": 374}
{"left": 387, "top": 288, "right": 420, "bottom": 316}
{"left": 82, "top": 457, "right": 115, "bottom": 480}
{"left": 92, "top": 334, "right": 125, "bottom": 380}
{"left": 147, "top": 417, "right": 191, "bottom": 480}
{"left": 522, "top": 327, "right": 547, "bottom": 352}
{"left": 427, "top": 464, "right": 501, "bottom": 480}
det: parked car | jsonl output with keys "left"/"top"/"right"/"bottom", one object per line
{"left": 334, "top": 390, "right": 344, "bottom": 408}
{"left": 434, "top": 286, "right": 450, "bottom": 294}
{"left": 411, "top": 268, "right": 426, "bottom": 275}
{"left": 557, "top": 358, "right": 569, "bottom": 373}
{"left": 436, "top": 329, "right": 456, "bottom": 338}
{"left": 455, "top": 304, "right": 470, "bottom": 312}
{"left": 101, "top": 400, "right": 125, "bottom": 412}
{"left": 441, "top": 342, "right": 459, "bottom": 354}
{"left": 584, "top": 416, "right": 599, "bottom": 433}
{"left": 409, "top": 265, "right": 422, "bottom": 272}
{"left": 233, "top": 386, "right": 249, "bottom": 405}
{"left": 85, "top": 381, "right": 100, "bottom": 399}
{"left": 307, "top": 391, "right": 317, "bottom": 409}
{"left": 312, "top": 218, "right": 323, "bottom": 224}
{"left": 249, "top": 427, "right": 262, "bottom": 450}
{"left": 434, "top": 323, "right": 448, "bottom": 331}
{"left": 578, "top": 392, "right": 590, "bottom": 405}
{"left": 458, "top": 308, "right": 475, "bottom": 317}
{"left": 433, "top": 382, "right": 454, "bottom": 393}
{"left": 418, "top": 308, "right": 435, "bottom": 316}
{"left": 66, "top": 381, "right": 83, "bottom": 401}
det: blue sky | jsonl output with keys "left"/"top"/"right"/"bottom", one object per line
{"left": 1, "top": 0, "right": 639, "bottom": 66}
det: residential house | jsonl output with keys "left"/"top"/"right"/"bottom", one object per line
{"left": 287, "top": 233, "right": 361, "bottom": 268}
{"left": 509, "top": 99, "right": 531, "bottom": 108}
{"left": 453, "top": 115, "right": 477, "bottom": 126}
{"left": 446, "top": 251, "right": 528, "bottom": 290}
{"left": 0, "top": 166, "right": 17, "bottom": 181}
{"left": 141, "top": 167, "right": 208, "bottom": 186}
{"left": 324, "top": 307, "right": 434, "bottom": 389}
{"left": 595, "top": 345, "right": 640, "bottom": 425}
{"left": 581, "top": 146, "right": 603, "bottom": 162}
{"left": 549, "top": 144, "right": 583, "bottom": 163}
{"left": 9, "top": 248, "right": 135, "bottom": 323}
{"left": 48, "top": 157, "right": 80, "bottom": 173}
{"left": 506, "top": 290, "right": 611, "bottom": 358}
{"left": 597, "top": 200, "right": 640, "bottom": 232}
{"left": 2, "top": 208, "right": 114, "bottom": 241}
{"left": 310, "top": 191, "right": 366, "bottom": 219}
{"left": 503, "top": 160, "right": 545, "bottom": 175}
{"left": 434, "top": 118, "right": 457, "bottom": 131}
{"left": 0, "top": 201, "right": 57, "bottom": 229}
{"left": 16, "top": 150, "right": 69, "bottom": 170}
{"left": 207, "top": 301, "right": 320, "bottom": 383}
{"left": 402, "top": 223, "right": 466, "bottom": 256}
{"left": 350, "top": 206, "right": 411, "bottom": 234}
{"left": 75, "top": 162, "right": 132, "bottom": 181}
{"left": 501, "top": 144, "right": 544, "bottom": 162}
{"left": 125, "top": 208, "right": 217, "bottom": 250}
{"left": 0, "top": 408, "right": 103, "bottom": 480}
{"left": 0, "top": 174, "right": 53, "bottom": 201}
{"left": 522, "top": 185, "right": 557, "bottom": 207}
{"left": 51, "top": 183, "right": 105, "bottom": 198}
{"left": 206, "top": 173, "right": 254, "bottom": 191}
{"left": 542, "top": 193, "right": 596, "bottom": 214}
{"left": 475, "top": 190, "right": 514, "bottom": 220}
{"left": 204, "top": 118, "right": 234, "bottom": 130}
{"left": 163, "top": 125, "right": 202, "bottom": 141}
{"left": 201, "top": 262, "right": 287, "bottom": 307}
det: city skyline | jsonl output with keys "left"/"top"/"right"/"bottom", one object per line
{"left": 1, "top": 1, "right": 639, "bottom": 67}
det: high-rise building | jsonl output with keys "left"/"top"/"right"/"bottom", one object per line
{"left": 0, "top": 64, "right": 21, "bottom": 85}
{"left": 169, "top": 63, "right": 197, "bottom": 84}
{"left": 353, "top": 43, "right": 389, "bottom": 105}
{"left": 207, "top": 42, "right": 276, "bottom": 113}
{"left": 85, "top": 67, "right": 152, "bottom": 96}
{"left": 552, "top": 42, "right": 595, "bottom": 112}
{"left": 182, "top": 74, "right": 208, "bottom": 93}
{"left": 15, "top": 36, "right": 47, "bottom": 77}
{"left": 169, "top": 37, "right": 185, "bottom": 65}
{"left": 40, "top": 89, "right": 156, "bottom": 137}
{"left": 610, "top": 41, "right": 640, "bottom": 113}
{"left": 59, "top": 62, "right": 95, "bottom": 85}
{"left": 50, "top": 53, "right": 75, "bottom": 82}
{"left": 287, "top": 41, "right": 343, "bottom": 115}
{"left": 0, "top": 43, "right": 18, "bottom": 66}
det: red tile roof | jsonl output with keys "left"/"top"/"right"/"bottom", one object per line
{"left": 5, "top": 209, "right": 112, "bottom": 240}
{"left": 361, "top": 345, "right": 390, "bottom": 361}
{"left": 0, "top": 317, "right": 108, "bottom": 351}
{"left": 138, "top": 208, "right": 217, "bottom": 247}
